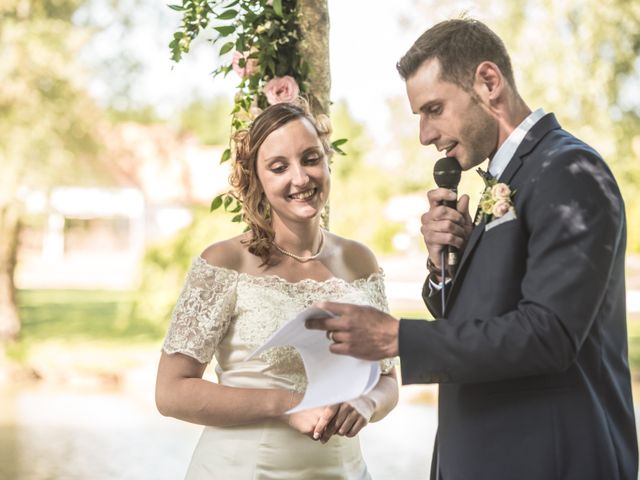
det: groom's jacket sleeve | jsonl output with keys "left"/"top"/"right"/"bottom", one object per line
{"left": 399, "top": 144, "right": 626, "bottom": 384}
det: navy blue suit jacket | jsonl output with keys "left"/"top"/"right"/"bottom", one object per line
{"left": 399, "top": 114, "right": 638, "bottom": 479}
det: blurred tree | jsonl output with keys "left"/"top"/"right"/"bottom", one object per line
{"left": 0, "top": 0, "right": 104, "bottom": 342}
{"left": 74, "top": 0, "right": 160, "bottom": 114}
{"left": 330, "top": 100, "right": 404, "bottom": 253}
{"left": 179, "top": 95, "right": 233, "bottom": 145}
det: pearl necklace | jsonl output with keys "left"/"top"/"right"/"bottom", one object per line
{"left": 273, "top": 230, "right": 325, "bottom": 263}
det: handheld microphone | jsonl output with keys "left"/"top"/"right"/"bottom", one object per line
{"left": 433, "top": 157, "right": 462, "bottom": 276}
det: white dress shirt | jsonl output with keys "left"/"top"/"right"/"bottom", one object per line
{"left": 488, "top": 108, "right": 545, "bottom": 180}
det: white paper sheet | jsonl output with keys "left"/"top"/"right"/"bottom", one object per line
{"left": 246, "top": 307, "right": 380, "bottom": 413}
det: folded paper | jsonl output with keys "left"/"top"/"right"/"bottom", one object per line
{"left": 246, "top": 307, "right": 380, "bottom": 413}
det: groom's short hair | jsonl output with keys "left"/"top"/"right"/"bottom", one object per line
{"left": 397, "top": 18, "right": 516, "bottom": 92}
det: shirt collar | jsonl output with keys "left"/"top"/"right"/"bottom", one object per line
{"left": 488, "top": 108, "right": 545, "bottom": 180}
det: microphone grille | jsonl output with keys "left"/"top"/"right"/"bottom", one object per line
{"left": 433, "top": 157, "right": 462, "bottom": 189}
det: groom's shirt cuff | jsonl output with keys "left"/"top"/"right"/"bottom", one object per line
{"left": 428, "top": 276, "right": 451, "bottom": 295}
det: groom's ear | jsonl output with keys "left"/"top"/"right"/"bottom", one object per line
{"left": 473, "top": 61, "right": 505, "bottom": 104}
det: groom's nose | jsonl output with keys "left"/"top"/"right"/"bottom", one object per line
{"left": 419, "top": 116, "right": 439, "bottom": 146}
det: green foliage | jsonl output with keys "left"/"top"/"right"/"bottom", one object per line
{"left": 0, "top": 0, "right": 105, "bottom": 198}
{"left": 179, "top": 95, "right": 234, "bottom": 145}
{"left": 107, "top": 106, "right": 160, "bottom": 124}
{"left": 169, "top": 0, "right": 306, "bottom": 126}
{"left": 626, "top": 315, "right": 640, "bottom": 371}
{"left": 329, "top": 101, "right": 404, "bottom": 253}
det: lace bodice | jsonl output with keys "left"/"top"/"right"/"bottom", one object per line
{"left": 163, "top": 256, "right": 395, "bottom": 392}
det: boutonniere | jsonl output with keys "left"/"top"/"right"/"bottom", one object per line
{"left": 476, "top": 168, "right": 516, "bottom": 225}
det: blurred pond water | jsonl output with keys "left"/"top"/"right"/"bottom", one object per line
{"left": 0, "top": 385, "right": 436, "bottom": 480}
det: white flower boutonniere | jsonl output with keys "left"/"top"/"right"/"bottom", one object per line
{"left": 476, "top": 168, "right": 516, "bottom": 224}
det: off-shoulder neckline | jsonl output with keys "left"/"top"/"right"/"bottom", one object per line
{"left": 193, "top": 255, "right": 384, "bottom": 287}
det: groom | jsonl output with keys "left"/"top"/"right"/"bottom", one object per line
{"left": 307, "top": 18, "right": 638, "bottom": 479}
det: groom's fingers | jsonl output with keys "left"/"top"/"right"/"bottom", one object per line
{"left": 457, "top": 194, "right": 471, "bottom": 221}
{"left": 423, "top": 224, "right": 467, "bottom": 250}
{"left": 306, "top": 302, "right": 351, "bottom": 331}
{"left": 427, "top": 188, "right": 457, "bottom": 209}
{"left": 305, "top": 316, "right": 341, "bottom": 332}
{"left": 314, "top": 301, "right": 351, "bottom": 316}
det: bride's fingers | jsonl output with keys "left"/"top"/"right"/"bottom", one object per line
{"left": 313, "top": 405, "right": 338, "bottom": 440}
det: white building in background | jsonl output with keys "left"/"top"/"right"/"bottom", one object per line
{"left": 16, "top": 122, "right": 230, "bottom": 290}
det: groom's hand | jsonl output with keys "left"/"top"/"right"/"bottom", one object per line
{"left": 422, "top": 188, "right": 473, "bottom": 266}
{"left": 305, "top": 302, "right": 399, "bottom": 360}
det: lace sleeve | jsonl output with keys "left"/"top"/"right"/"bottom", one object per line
{"left": 365, "top": 272, "right": 396, "bottom": 375}
{"left": 162, "top": 257, "right": 238, "bottom": 364}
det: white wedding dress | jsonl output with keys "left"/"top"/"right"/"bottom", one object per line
{"left": 162, "top": 256, "right": 394, "bottom": 480}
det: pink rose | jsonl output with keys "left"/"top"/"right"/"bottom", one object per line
{"left": 232, "top": 50, "right": 258, "bottom": 78}
{"left": 492, "top": 200, "right": 511, "bottom": 218}
{"left": 263, "top": 76, "right": 300, "bottom": 105}
{"left": 491, "top": 183, "right": 511, "bottom": 200}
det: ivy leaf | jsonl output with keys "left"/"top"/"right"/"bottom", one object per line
{"left": 167, "top": 3, "right": 185, "bottom": 11}
{"left": 217, "top": 9, "right": 238, "bottom": 20}
{"left": 231, "top": 214, "right": 243, "bottom": 223}
{"left": 272, "top": 0, "right": 283, "bottom": 17}
{"left": 223, "top": 195, "right": 233, "bottom": 210}
{"left": 331, "top": 138, "right": 348, "bottom": 156}
{"left": 236, "top": 35, "right": 245, "bottom": 52}
{"left": 210, "top": 194, "right": 223, "bottom": 211}
{"left": 220, "top": 148, "right": 231, "bottom": 164}
{"left": 230, "top": 202, "right": 242, "bottom": 213}
{"left": 214, "top": 25, "right": 236, "bottom": 36}
{"left": 219, "top": 41, "right": 234, "bottom": 55}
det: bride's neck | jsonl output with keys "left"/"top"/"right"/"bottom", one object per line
{"left": 272, "top": 218, "right": 323, "bottom": 254}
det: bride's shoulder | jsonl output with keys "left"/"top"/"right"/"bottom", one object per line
{"left": 200, "top": 233, "right": 249, "bottom": 272}
{"left": 329, "top": 233, "right": 380, "bottom": 280}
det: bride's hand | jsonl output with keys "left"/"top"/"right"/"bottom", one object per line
{"left": 317, "top": 400, "right": 373, "bottom": 443}
{"left": 284, "top": 404, "right": 339, "bottom": 440}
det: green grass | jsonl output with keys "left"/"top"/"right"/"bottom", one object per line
{"left": 627, "top": 314, "right": 640, "bottom": 372}
{"left": 16, "top": 289, "right": 164, "bottom": 345}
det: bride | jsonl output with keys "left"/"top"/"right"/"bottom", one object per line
{"left": 155, "top": 99, "right": 398, "bottom": 479}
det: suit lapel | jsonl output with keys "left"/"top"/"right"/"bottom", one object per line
{"left": 445, "top": 113, "right": 562, "bottom": 307}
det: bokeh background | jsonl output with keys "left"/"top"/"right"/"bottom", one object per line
{"left": 1, "top": 0, "right": 639, "bottom": 478}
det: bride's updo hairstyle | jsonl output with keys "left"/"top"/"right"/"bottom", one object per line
{"left": 230, "top": 98, "right": 332, "bottom": 265}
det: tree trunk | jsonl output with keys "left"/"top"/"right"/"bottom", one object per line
{"left": 297, "top": 0, "right": 331, "bottom": 226}
{"left": 297, "top": 0, "right": 331, "bottom": 116}
{"left": 0, "top": 202, "right": 21, "bottom": 342}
